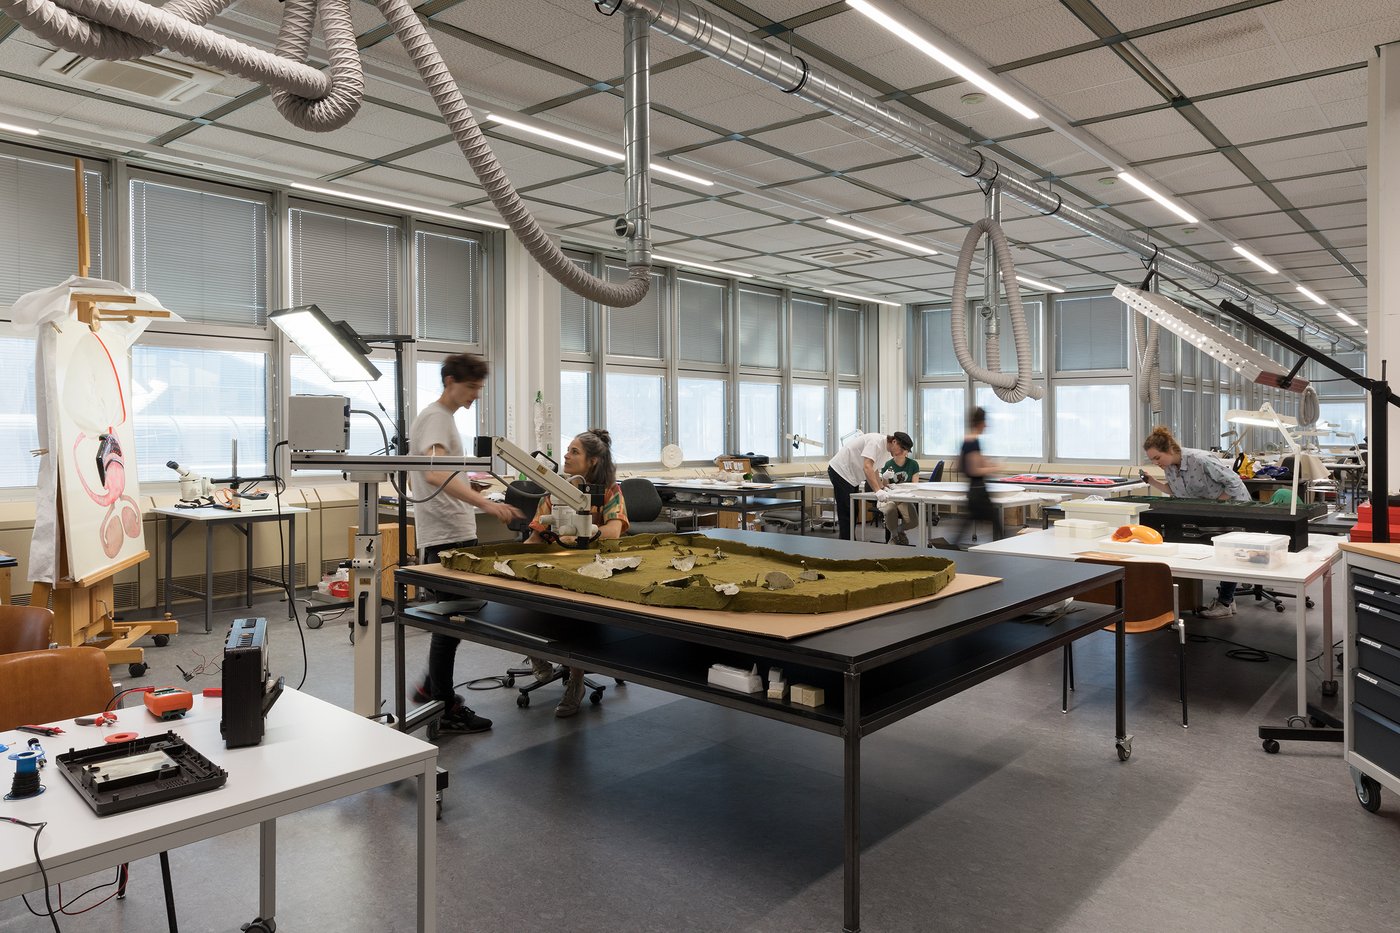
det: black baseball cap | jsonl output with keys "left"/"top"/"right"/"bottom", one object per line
{"left": 890, "top": 431, "right": 914, "bottom": 452}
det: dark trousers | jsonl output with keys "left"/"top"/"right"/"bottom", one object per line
{"left": 951, "top": 484, "right": 1002, "bottom": 548}
{"left": 829, "top": 466, "right": 862, "bottom": 541}
{"left": 422, "top": 539, "right": 475, "bottom": 702}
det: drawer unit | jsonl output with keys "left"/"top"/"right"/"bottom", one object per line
{"left": 1353, "top": 670, "right": 1400, "bottom": 725}
{"left": 1344, "top": 548, "right": 1400, "bottom": 814}
{"left": 1357, "top": 635, "right": 1400, "bottom": 685}
{"left": 1356, "top": 601, "right": 1400, "bottom": 650}
{"left": 1353, "top": 568, "right": 1400, "bottom": 615}
{"left": 1353, "top": 704, "right": 1400, "bottom": 780}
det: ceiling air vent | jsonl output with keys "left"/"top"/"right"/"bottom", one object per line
{"left": 801, "top": 245, "right": 891, "bottom": 265}
{"left": 41, "top": 50, "right": 224, "bottom": 103}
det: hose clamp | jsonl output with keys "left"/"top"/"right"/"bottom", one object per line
{"left": 781, "top": 56, "right": 810, "bottom": 95}
{"left": 957, "top": 150, "right": 986, "bottom": 178}
{"left": 1039, "top": 192, "right": 1063, "bottom": 216}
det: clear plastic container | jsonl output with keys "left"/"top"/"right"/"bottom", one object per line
{"left": 1213, "top": 532, "right": 1289, "bottom": 568}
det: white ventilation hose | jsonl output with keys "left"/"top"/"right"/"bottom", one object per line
{"left": 949, "top": 218, "right": 1043, "bottom": 403}
{"left": 1300, "top": 385, "right": 1320, "bottom": 427}
{"left": 1134, "top": 313, "right": 1162, "bottom": 413}
{"left": 0, "top": 0, "right": 651, "bottom": 307}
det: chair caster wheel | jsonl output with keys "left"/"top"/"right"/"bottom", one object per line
{"left": 153, "top": 634, "right": 170, "bottom": 647}
{"left": 306, "top": 612, "right": 323, "bottom": 630}
{"left": 505, "top": 674, "right": 515, "bottom": 688}
{"left": 1262, "top": 739, "right": 1280, "bottom": 754}
{"left": 590, "top": 689, "right": 604, "bottom": 706}
{"left": 517, "top": 694, "right": 530, "bottom": 708}
{"left": 1321, "top": 680, "right": 1338, "bottom": 698}
{"left": 1115, "top": 737, "right": 1132, "bottom": 761}
{"left": 241, "top": 918, "right": 276, "bottom": 933}
{"left": 128, "top": 662, "right": 147, "bottom": 678}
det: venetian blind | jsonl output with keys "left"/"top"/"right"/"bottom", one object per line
{"left": 289, "top": 206, "right": 400, "bottom": 335}
{"left": 0, "top": 156, "right": 104, "bottom": 305}
{"left": 837, "top": 304, "right": 860, "bottom": 376}
{"left": 790, "top": 295, "right": 829, "bottom": 372}
{"left": 560, "top": 255, "right": 594, "bottom": 354}
{"left": 676, "top": 274, "right": 725, "bottom": 364}
{"left": 414, "top": 229, "right": 481, "bottom": 344}
{"left": 605, "top": 263, "right": 665, "bottom": 359}
{"left": 738, "top": 287, "right": 781, "bottom": 369}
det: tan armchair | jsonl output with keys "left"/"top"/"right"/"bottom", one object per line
{"left": 0, "top": 646, "right": 113, "bottom": 731}
{"left": 0, "top": 605, "right": 54, "bottom": 656}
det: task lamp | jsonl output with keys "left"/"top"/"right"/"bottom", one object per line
{"left": 1226, "top": 403, "right": 1304, "bottom": 516}
{"left": 269, "top": 305, "right": 382, "bottom": 382}
{"left": 785, "top": 433, "right": 823, "bottom": 451}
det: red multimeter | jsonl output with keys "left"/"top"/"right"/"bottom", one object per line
{"left": 144, "top": 687, "right": 194, "bottom": 721}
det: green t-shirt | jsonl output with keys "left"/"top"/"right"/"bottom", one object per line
{"left": 881, "top": 457, "right": 920, "bottom": 483}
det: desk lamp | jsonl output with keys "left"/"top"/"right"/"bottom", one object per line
{"left": 269, "top": 305, "right": 382, "bottom": 383}
{"left": 1226, "top": 403, "right": 1302, "bottom": 516}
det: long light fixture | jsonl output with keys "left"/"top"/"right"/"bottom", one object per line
{"left": 290, "top": 182, "right": 509, "bottom": 229}
{"left": 1337, "top": 310, "right": 1359, "bottom": 327}
{"left": 1117, "top": 172, "right": 1198, "bottom": 224}
{"left": 1014, "top": 275, "right": 1064, "bottom": 294}
{"left": 485, "top": 114, "right": 714, "bottom": 187}
{"left": 1232, "top": 245, "right": 1278, "bottom": 275}
{"left": 0, "top": 120, "right": 40, "bottom": 137}
{"left": 1226, "top": 402, "right": 1303, "bottom": 515}
{"left": 1297, "top": 285, "right": 1326, "bottom": 305}
{"left": 822, "top": 288, "right": 902, "bottom": 307}
{"left": 652, "top": 254, "right": 754, "bottom": 278}
{"left": 269, "top": 305, "right": 382, "bottom": 382}
{"left": 845, "top": 0, "right": 1038, "bottom": 120}
{"left": 824, "top": 218, "right": 938, "bottom": 255}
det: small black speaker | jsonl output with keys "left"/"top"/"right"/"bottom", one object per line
{"left": 221, "top": 617, "right": 282, "bottom": 748}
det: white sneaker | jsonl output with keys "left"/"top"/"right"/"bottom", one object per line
{"left": 1197, "top": 599, "right": 1236, "bottom": 619}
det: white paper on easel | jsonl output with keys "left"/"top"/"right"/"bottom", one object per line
{"left": 13, "top": 276, "right": 177, "bottom": 584}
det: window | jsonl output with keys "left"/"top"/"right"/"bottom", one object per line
{"left": 414, "top": 360, "right": 480, "bottom": 451}
{"left": 0, "top": 335, "right": 38, "bottom": 488}
{"left": 676, "top": 275, "right": 725, "bottom": 365}
{"left": 738, "top": 288, "right": 781, "bottom": 369}
{"left": 1319, "top": 402, "right": 1365, "bottom": 445}
{"left": 559, "top": 370, "right": 591, "bottom": 454}
{"left": 837, "top": 386, "right": 859, "bottom": 449}
{"left": 561, "top": 256, "right": 595, "bottom": 355}
{"left": 738, "top": 381, "right": 779, "bottom": 454}
{"left": 605, "top": 371, "right": 662, "bottom": 463}
{"left": 919, "top": 386, "right": 965, "bottom": 455}
{"left": 790, "top": 383, "right": 827, "bottom": 455}
{"left": 606, "top": 264, "right": 665, "bottom": 360}
{"left": 414, "top": 229, "right": 482, "bottom": 345}
{"left": 290, "top": 356, "right": 399, "bottom": 467}
{"left": 976, "top": 299, "right": 1042, "bottom": 372}
{"left": 921, "top": 307, "right": 961, "bottom": 376}
{"left": 837, "top": 304, "right": 862, "bottom": 376}
{"left": 129, "top": 176, "right": 268, "bottom": 326}
{"left": 677, "top": 376, "right": 725, "bottom": 462}
{"left": 0, "top": 154, "right": 104, "bottom": 306}
{"left": 1054, "top": 384, "right": 1132, "bottom": 460}
{"left": 790, "top": 296, "right": 828, "bottom": 373}
{"left": 1055, "top": 295, "right": 1128, "bottom": 371}
{"left": 289, "top": 205, "right": 401, "bottom": 336}
{"left": 132, "top": 345, "right": 267, "bottom": 481}
{"left": 974, "top": 388, "right": 1043, "bottom": 459}
{"left": 1180, "top": 388, "right": 1196, "bottom": 448}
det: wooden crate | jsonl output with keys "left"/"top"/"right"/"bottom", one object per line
{"left": 349, "top": 523, "right": 416, "bottom": 600}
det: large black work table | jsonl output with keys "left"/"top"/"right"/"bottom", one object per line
{"left": 393, "top": 529, "right": 1127, "bottom": 933}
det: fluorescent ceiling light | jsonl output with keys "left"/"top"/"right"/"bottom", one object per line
{"left": 290, "top": 182, "right": 509, "bottom": 229}
{"left": 824, "top": 218, "right": 938, "bottom": 255}
{"left": 1297, "top": 285, "right": 1326, "bottom": 305}
{"left": 1014, "top": 275, "right": 1064, "bottom": 294}
{"left": 485, "top": 113, "right": 713, "bottom": 187}
{"left": 1337, "top": 310, "right": 1359, "bottom": 327}
{"left": 269, "top": 305, "right": 382, "bottom": 383}
{"left": 1232, "top": 245, "right": 1278, "bottom": 275}
{"left": 822, "top": 288, "right": 902, "bottom": 307}
{"left": 652, "top": 254, "right": 754, "bottom": 278}
{"left": 1116, "top": 172, "right": 1198, "bottom": 224}
{"left": 0, "top": 120, "right": 40, "bottom": 137}
{"left": 845, "top": 0, "right": 1038, "bottom": 120}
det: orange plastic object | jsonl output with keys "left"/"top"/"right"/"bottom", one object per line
{"left": 143, "top": 687, "right": 194, "bottom": 721}
{"left": 1111, "top": 524, "right": 1163, "bottom": 544}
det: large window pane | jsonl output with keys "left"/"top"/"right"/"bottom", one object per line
{"left": 559, "top": 370, "right": 590, "bottom": 455}
{"left": 790, "top": 296, "right": 829, "bottom": 372}
{"left": 921, "top": 307, "right": 961, "bottom": 376}
{"left": 414, "top": 230, "right": 481, "bottom": 344}
{"left": 606, "top": 265, "right": 665, "bottom": 359}
{"left": 1318, "top": 402, "right": 1365, "bottom": 446}
{"left": 790, "top": 383, "right": 827, "bottom": 456}
{"left": 676, "top": 275, "right": 725, "bottom": 365}
{"left": 974, "top": 388, "right": 1043, "bottom": 459}
{"left": 837, "top": 304, "right": 861, "bottom": 376}
{"left": 919, "top": 386, "right": 965, "bottom": 455}
{"left": 414, "top": 360, "right": 480, "bottom": 452}
{"left": 132, "top": 346, "right": 267, "bottom": 481}
{"left": 0, "top": 156, "right": 104, "bottom": 305}
{"left": 1181, "top": 388, "right": 1196, "bottom": 448}
{"left": 129, "top": 177, "right": 268, "bottom": 326}
{"left": 838, "top": 386, "right": 859, "bottom": 447}
{"left": 289, "top": 207, "right": 400, "bottom": 336}
{"left": 738, "top": 381, "right": 779, "bottom": 455}
{"left": 1054, "top": 384, "right": 1132, "bottom": 460}
{"left": 290, "top": 356, "right": 398, "bottom": 469}
{"left": 0, "top": 336, "right": 39, "bottom": 488}
{"left": 561, "top": 256, "right": 594, "bottom": 354}
{"left": 738, "top": 288, "right": 781, "bottom": 369}
{"left": 1055, "top": 295, "right": 1128, "bottom": 371}
{"left": 677, "top": 376, "right": 725, "bottom": 462}
{"left": 605, "top": 371, "right": 662, "bottom": 463}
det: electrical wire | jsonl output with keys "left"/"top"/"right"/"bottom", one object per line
{"left": 272, "top": 439, "right": 310, "bottom": 691}
{"left": 349, "top": 408, "right": 391, "bottom": 455}
{"left": 56, "top": 869, "right": 125, "bottom": 916}
{"left": 388, "top": 470, "right": 463, "bottom": 505}
{"left": 3, "top": 818, "right": 62, "bottom": 932}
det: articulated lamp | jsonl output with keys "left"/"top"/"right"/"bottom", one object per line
{"left": 1226, "top": 403, "right": 1304, "bottom": 516}
{"left": 269, "top": 304, "right": 382, "bottom": 382}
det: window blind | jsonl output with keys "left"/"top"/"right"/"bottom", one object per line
{"left": 0, "top": 156, "right": 103, "bottom": 305}
{"left": 920, "top": 307, "right": 961, "bottom": 376}
{"left": 605, "top": 263, "right": 665, "bottom": 359}
{"left": 289, "top": 207, "right": 400, "bottom": 335}
{"left": 414, "top": 229, "right": 481, "bottom": 344}
{"left": 837, "top": 304, "right": 861, "bottom": 376}
{"left": 790, "top": 296, "right": 828, "bottom": 372}
{"left": 738, "top": 287, "right": 781, "bottom": 369}
{"left": 560, "top": 256, "right": 594, "bottom": 354}
{"left": 129, "top": 178, "right": 268, "bottom": 326}
{"left": 1055, "top": 295, "right": 1127, "bottom": 371}
{"left": 980, "top": 299, "right": 1042, "bottom": 372}
{"left": 676, "top": 274, "right": 725, "bottom": 365}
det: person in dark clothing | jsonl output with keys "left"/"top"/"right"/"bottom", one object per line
{"left": 949, "top": 407, "right": 1001, "bottom": 548}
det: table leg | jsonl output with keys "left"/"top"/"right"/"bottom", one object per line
{"left": 843, "top": 669, "right": 861, "bottom": 933}
{"left": 287, "top": 515, "right": 297, "bottom": 618}
{"left": 204, "top": 524, "right": 214, "bottom": 634}
{"left": 1294, "top": 584, "right": 1309, "bottom": 719}
{"left": 245, "top": 520, "right": 254, "bottom": 609}
{"left": 164, "top": 515, "right": 174, "bottom": 618}
{"left": 1115, "top": 578, "right": 1128, "bottom": 755}
{"left": 1322, "top": 566, "right": 1336, "bottom": 692}
{"left": 395, "top": 610, "right": 407, "bottom": 732}
{"left": 418, "top": 760, "right": 438, "bottom": 933}
{"left": 259, "top": 818, "right": 276, "bottom": 923}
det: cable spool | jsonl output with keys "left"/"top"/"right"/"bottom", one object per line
{"left": 5, "top": 750, "right": 44, "bottom": 800}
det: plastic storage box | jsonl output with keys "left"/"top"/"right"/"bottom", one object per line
{"left": 1061, "top": 499, "right": 1152, "bottom": 527}
{"left": 1213, "top": 532, "right": 1289, "bottom": 568}
{"left": 1053, "top": 519, "right": 1111, "bottom": 539}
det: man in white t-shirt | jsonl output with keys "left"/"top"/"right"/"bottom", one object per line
{"left": 410, "top": 353, "right": 521, "bottom": 734}
{"left": 827, "top": 431, "right": 912, "bottom": 540}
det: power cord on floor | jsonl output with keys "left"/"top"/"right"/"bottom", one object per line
{"left": 1187, "top": 634, "right": 1344, "bottom": 671}
{"left": 3, "top": 817, "right": 61, "bottom": 931}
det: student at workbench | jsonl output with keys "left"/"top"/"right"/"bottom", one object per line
{"left": 827, "top": 431, "right": 915, "bottom": 541}
{"left": 1140, "top": 424, "right": 1250, "bottom": 619}
{"left": 523, "top": 428, "right": 629, "bottom": 718}
{"left": 410, "top": 353, "right": 522, "bottom": 734}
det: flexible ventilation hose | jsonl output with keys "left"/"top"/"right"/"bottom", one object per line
{"left": 1300, "top": 385, "right": 1320, "bottom": 427}
{"left": 1134, "top": 314, "right": 1162, "bottom": 413}
{"left": 0, "top": 0, "right": 651, "bottom": 307}
{"left": 949, "top": 218, "right": 1043, "bottom": 403}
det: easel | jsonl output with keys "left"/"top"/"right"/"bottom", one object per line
{"left": 27, "top": 159, "right": 179, "bottom": 676}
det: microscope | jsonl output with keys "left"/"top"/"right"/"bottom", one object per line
{"left": 167, "top": 460, "right": 212, "bottom": 503}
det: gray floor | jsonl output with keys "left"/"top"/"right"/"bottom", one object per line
{"left": 4, "top": 578, "right": 1400, "bottom": 933}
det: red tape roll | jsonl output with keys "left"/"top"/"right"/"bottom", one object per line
{"left": 105, "top": 732, "right": 140, "bottom": 744}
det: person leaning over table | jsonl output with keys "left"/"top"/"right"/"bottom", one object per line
{"left": 827, "top": 430, "right": 915, "bottom": 541}
{"left": 877, "top": 437, "right": 920, "bottom": 545}
{"left": 523, "top": 428, "right": 629, "bottom": 718}
{"left": 1140, "top": 424, "right": 1251, "bottom": 619}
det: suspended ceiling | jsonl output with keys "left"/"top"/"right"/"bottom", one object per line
{"left": 0, "top": 0, "right": 1387, "bottom": 342}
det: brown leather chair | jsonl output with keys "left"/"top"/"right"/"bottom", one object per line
{"left": 0, "top": 605, "right": 55, "bottom": 656}
{"left": 0, "top": 646, "right": 113, "bottom": 731}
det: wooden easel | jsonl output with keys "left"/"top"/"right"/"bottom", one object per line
{"left": 27, "top": 159, "right": 179, "bottom": 675}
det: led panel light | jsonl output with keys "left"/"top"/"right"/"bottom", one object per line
{"left": 845, "top": 0, "right": 1038, "bottom": 120}
{"left": 1014, "top": 275, "right": 1064, "bottom": 294}
{"left": 486, "top": 114, "right": 714, "bottom": 186}
{"left": 824, "top": 218, "right": 938, "bottom": 255}
{"left": 291, "top": 183, "right": 509, "bottom": 229}
{"left": 1231, "top": 245, "right": 1278, "bottom": 275}
{"left": 1117, "top": 173, "right": 1198, "bottom": 224}
{"left": 821, "top": 288, "right": 902, "bottom": 307}
{"left": 1297, "top": 285, "right": 1326, "bottom": 305}
{"left": 1226, "top": 405, "right": 1298, "bottom": 429}
{"left": 652, "top": 254, "right": 754, "bottom": 278}
{"left": 269, "top": 305, "right": 382, "bottom": 383}
{"left": 1337, "top": 310, "right": 1359, "bottom": 327}
{"left": 0, "top": 120, "right": 41, "bottom": 136}
{"left": 1113, "top": 285, "right": 1308, "bottom": 393}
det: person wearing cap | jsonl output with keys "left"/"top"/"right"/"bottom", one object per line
{"left": 827, "top": 431, "right": 916, "bottom": 541}
{"left": 877, "top": 436, "right": 921, "bottom": 545}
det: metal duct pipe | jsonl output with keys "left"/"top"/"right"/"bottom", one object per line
{"left": 982, "top": 185, "right": 1000, "bottom": 339}
{"left": 608, "top": 0, "right": 1355, "bottom": 352}
{"left": 621, "top": 8, "right": 653, "bottom": 267}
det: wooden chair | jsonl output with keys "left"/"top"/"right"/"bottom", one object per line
{"left": 1063, "top": 558, "right": 1188, "bottom": 728}
{"left": 0, "top": 645, "right": 111, "bottom": 731}
{"left": 0, "top": 605, "right": 55, "bottom": 655}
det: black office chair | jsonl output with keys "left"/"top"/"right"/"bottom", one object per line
{"left": 619, "top": 477, "right": 678, "bottom": 535}
{"left": 929, "top": 460, "right": 945, "bottom": 483}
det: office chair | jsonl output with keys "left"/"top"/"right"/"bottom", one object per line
{"left": 926, "top": 460, "right": 946, "bottom": 527}
{"left": 0, "top": 605, "right": 54, "bottom": 655}
{"left": 619, "top": 477, "right": 678, "bottom": 535}
{"left": 1062, "top": 558, "right": 1189, "bottom": 728}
